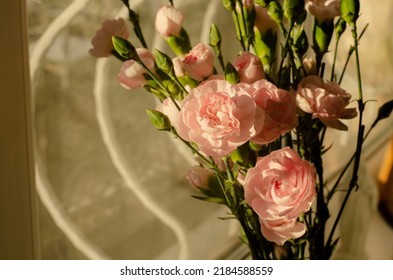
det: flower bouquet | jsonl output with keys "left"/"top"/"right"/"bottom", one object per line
{"left": 90, "top": 0, "right": 393, "bottom": 259}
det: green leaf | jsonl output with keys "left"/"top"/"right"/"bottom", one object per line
{"left": 191, "top": 195, "right": 226, "bottom": 204}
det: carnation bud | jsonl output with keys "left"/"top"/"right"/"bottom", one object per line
{"left": 112, "top": 36, "right": 139, "bottom": 61}
{"left": 153, "top": 49, "right": 174, "bottom": 75}
{"left": 222, "top": 0, "right": 236, "bottom": 11}
{"left": 167, "top": 28, "right": 192, "bottom": 55}
{"left": 283, "top": 0, "right": 306, "bottom": 23}
{"left": 373, "top": 99, "right": 393, "bottom": 127}
{"left": 340, "top": 0, "right": 360, "bottom": 24}
{"left": 209, "top": 24, "right": 222, "bottom": 48}
{"left": 146, "top": 109, "right": 172, "bottom": 131}
{"left": 267, "top": 1, "right": 283, "bottom": 23}
{"left": 313, "top": 19, "right": 334, "bottom": 56}
{"left": 224, "top": 62, "right": 240, "bottom": 84}
{"left": 334, "top": 17, "right": 347, "bottom": 39}
{"left": 254, "top": 27, "right": 276, "bottom": 72}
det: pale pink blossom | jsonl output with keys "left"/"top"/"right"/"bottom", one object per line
{"left": 187, "top": 166, "right": 213, "bottom": 189}
{"left": 246, "top": 80, "right": 298, "bottom": 144}
{"left": 157, "top": 98, "right": 180, "bottom": 128}
{"left": 182, "top": 43, "right": 214, "bottom": 81}
{"left": 89, "top": 18, "right": 129, "bottom": 58}
{"left": 260, "top": 218, "right": 306, "bottom": 246}
{"left": 117, "top": 48, "right": 155, "bottom": 89}
{"left": 155, "top": 5, "right": 184, "bottom": 38}
{"left": 244, "top": 147, "right": 316, "bottom": 244}
{"left": 303, "top": 57, "right": 317, "bottom": 76}
{"left": 305, "top": 0, "right": 341, "bottom": 22}
{"left": 255, "top": 5, "right": 278, "bottom": 34}
{"left": 296, "top": 75, "right": 357, "bottom": 130}
{"left": 233, "top": 52, "right": 265, "bottom": 84}
{"left": 176, "top": 79, "right": 265, "bottom": 157}
{"left": 172, "top": 56, "right": 185, "bottom": 77}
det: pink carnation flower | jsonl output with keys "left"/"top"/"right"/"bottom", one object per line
{"left": 247, "top": 80, "right": 298, "bottom": 144}
{"left": 182, "top": 43, "right": 214, "bottom": 81}
{"left": 233, "top": 52, "right": 265, "bottom": 84}
{"left": 89, "top": 18, "right": 129, "bottom": 58}
{"left": 117, "top": 48, "right": 155, "bottom": 89}
{"left": 260, "top": 218, "right": 307, "bottom": 246}
{"left": 176, "top": 79, "right": 264, "bottom": 157}
{"left": 244, "top": 147, "right": 316, "bottom": 244}
{"left": 157, "top": 97, "right": 180, "bottom": 128}
{"left": 296, "top": 75, "right": 357, "bottom": 130}
{"left": 305, "top": 0, "right": 341, "bottom": 22}
{"left": 155, "top": 5, "right": 184, "bottom": 38}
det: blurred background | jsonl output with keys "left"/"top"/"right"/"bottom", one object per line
{"left": 26, "top": 0, "right": 393, "bottom": 259}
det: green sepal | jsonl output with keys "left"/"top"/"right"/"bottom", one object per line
{"left": 334, "top": 17, "right": 347, "bottom": 39}
{"left": 209, "top": 24, "right": 222, "bottom": 48}
{"left": 224, "top": 62, "right": 240, "bottom": 84}
{"left": 111, "top": 36, "right": 139, "bottom": 61}
{"left": 146, "top": 109, "right": 172, "bottom": 131}
{"left": 313, "top": 19, "right": 334, "bottom": 56}
{"left": 222, "top": 0, "right": 236, "bottom": 11}
{"left": 255, "top": 0, "right": 271, "bottom": 8}
{"left": 283, "top": 0, "right": 306, "bottom": 24}
{"left": 372, "top": 99, "right": 393, "bottom": 128}
{"left": 340, "top": 0, "right": 360, "bottom": 24}
{"left": 254, "top": 28, "right": 277, "bottom": 74}
{"left": 267, "top": 1, "right": 283, "bottom": 24}
{"left": 153, "top": 49, "right": 174, "bottom": 75}
{"left": 166, "top": 28, "right": 192, "bottom": 55}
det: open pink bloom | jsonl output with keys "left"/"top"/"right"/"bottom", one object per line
{"left": 182, "top": 43, "right": 214, "bottom": 81}
{"left": 260, "top": 218, "right": 306, "bottom": 246}
{"left": 233, "top": 52, "right": 265, "bottom": 84}
{"left": 176, "top": 79, "right": 264, "bottom": 157}
{"left": 244, "top": 147, "right": 316, "bottom": 243}
{"left": 296, "top": 75, "right": 358, "bottom": 130}
{"left": 117, "top": 48, "right": 155, "bottom": 89}
{"left": 305, "top": 0, "right": 341, "bottom": 22}
{"left": 255, "top": 5, "right": 278, "bottom": 34}
{"left": 155, "top": 5, "right": 184, "bottom": 38}
{"left": 247, "top": 80, "right": 298, "bottom": 144}
{"left": 89, "top": 18, "right": 129, "bottom": 58}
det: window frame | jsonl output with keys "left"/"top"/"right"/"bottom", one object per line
{"left": 0, "top": 0, "right": 39, "bottom": 259}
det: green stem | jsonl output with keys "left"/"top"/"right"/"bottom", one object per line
{"left": 140, "top": 63, "right": 181, "bottom": 111}
{"left": 232, "top": 11, "right": 246, "bottom": 51}
{"left": 325, "top": 23, "right": 365, "bottom": 258}
{"left": 169, "top": 73, "right": 189, "bottom": 98}
{"left": 330, "top": 38, "right": 340, "bottom": 81}
{"left": 277, "top": 21, "right": 294, "bottom": 85}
